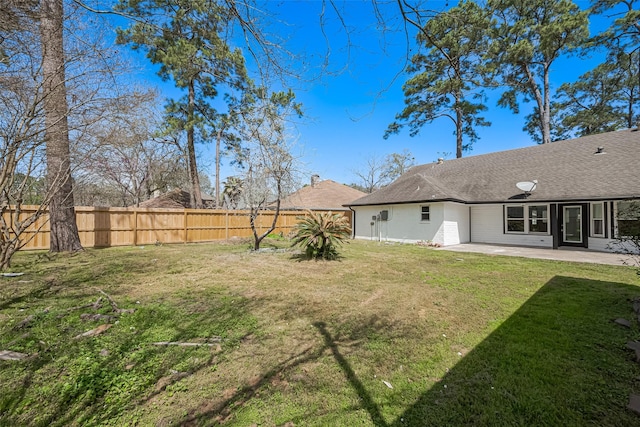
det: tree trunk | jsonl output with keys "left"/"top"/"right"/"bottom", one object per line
{"left": 541, "top": 63, "right": 551, "bottom": 144}
{"left": 627, "top": 51, "right": 638, "bottom": 129}
{"left": 187, "top": 80, "right": 203, "bottom": 209}
{"left": 215, "top": 129, "right": 221, "bottom": 208}
{"left": 40, "top": 0, "right": 83, "bottom": 253}
{"left": 454, "top": 91, "right": 463, "bottom": 158}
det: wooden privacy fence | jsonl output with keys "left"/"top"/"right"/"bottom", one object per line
{"left": 10, "top": 206, "right": 352, "bottom": 251}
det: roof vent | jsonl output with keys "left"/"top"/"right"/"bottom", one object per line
{"left": 437, "top": 158, "right": 444, "bottom": 164}
{"left": 595, "top": 146, "right": 605, "bottom": 154}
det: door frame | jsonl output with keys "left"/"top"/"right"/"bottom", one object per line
{"left": 555, "top": 203, "right": 589, "bottom": 248}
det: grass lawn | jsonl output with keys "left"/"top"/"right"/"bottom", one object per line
{"left": 1, "top": 239, "right": 640, "bottom": 426}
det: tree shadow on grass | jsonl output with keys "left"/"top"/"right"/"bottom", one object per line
{"left": 314, "top": 321, "right": 388, "bottom": 426}
{"left": 176, "top": 345, "right": 325, "bottom": 426}
{"left": 177, "top": 314, "right": 395, "bottom": 426}
{"left": 171, "top": 276, "right": 640, "bottom": 426}
{"left": 389, "top": 276, "right": 640, "bottom": 426}
{"left": 0, "top": 279, "right": 57, "bottom": 311}
{"left": 4, "top": 275, "right": 638, "bottom": 426}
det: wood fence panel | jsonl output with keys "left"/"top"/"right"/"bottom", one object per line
{"left": 107, "top": 209, "right": 135, "bottom": 247}
{"left": 186, "top": 210, "right": 225, "bottom": 242}
{"left": 226, "top": 211, "right": 253, "bottom": 238}
{"left": 136, "top": 210, "right": 183, "bottom": 245}
{"left": 9, "top": 206, "right": 352, "bottom": 251}
{"left": 2, "top": 206, "right": 50, "bottom": 250}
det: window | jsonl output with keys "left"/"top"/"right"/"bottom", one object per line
{"left": 506, "top": 206, "right": 525, "bottom": 232}
{"left": 528, "top": 205, "right": 548, "bottom": 233}
{"left": 505, "top": 205, "right": 549, "bottom": 234}
{"left": 591, "top": 202, "right": 604, "bottom": 237}
{"left": 421, "top": 206, "right": 430, "bottom": 221}
{"left": 616, "top": 201, "right": 640, "bottom": 237}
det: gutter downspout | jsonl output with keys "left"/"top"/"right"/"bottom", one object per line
{"left": 468, "top": 205, "right": 472, "bottom": 243}
{"left": 349, "top": 206, "right": 356, "bottom": 239}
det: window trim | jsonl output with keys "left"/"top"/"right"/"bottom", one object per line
{"left": 505, "top": 205, "right": 525, "bottom": 233}
{"left": 420, "top": 205, "right": 430, "bottom": 222}
{"left": 528, "top": 205, "right": 549, "bottom": 234}
{"left": 615, "top": 200, "right": 640, "bottom": 238}
{"left": 504, "top": 204, "right": 550, "bottom": 235}
{"left": 590, "top": 202, "right": 605, "bottom": 238}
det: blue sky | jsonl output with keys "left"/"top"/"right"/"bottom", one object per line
{"left": 128, "top": 0, "right": 612, "bottom": 188}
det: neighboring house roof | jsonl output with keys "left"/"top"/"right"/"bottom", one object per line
{"left": 279, "top": 179, "right": 367, "bottom": 210}
{"left": 138, "top": 189, "right": 213, "bottom": 209}
{"left": 348, "top": 129, "right": 640, "bottom": 206}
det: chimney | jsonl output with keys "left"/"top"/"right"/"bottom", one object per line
{"left": 311, "top": 174, "right": 320, "bottom": 187}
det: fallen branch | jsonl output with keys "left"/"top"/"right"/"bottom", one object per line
{"left": 6, "top": 333, "right": 30, "bottom": 348}
{"left": 64, "top": 297, "right": 103, "bottom": 314}
{"left": 14, "top": 315, "right": 35, "bottom": 330}
{"left": 97, "top": 289, "right": 135, "bottom": 314}
{"left": 151, "top": 339, "right": 222, "bottom": 347}
{"left": 80, "top": 313, "right": 117, "bottom": 322}
{"left": 73, "top": 324, "right": 113, "bottom": 340}
{"left": 0, "top": 350, "right": 29, "bottom": 361}
{"left": 14, "top": 307, "right": 50, "bottom": 329}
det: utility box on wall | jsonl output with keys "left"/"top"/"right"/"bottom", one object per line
{"left": 380, "top": 210, "right": 389, "bottom": 221}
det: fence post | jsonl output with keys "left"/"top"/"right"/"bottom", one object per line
{"left": 133, "top": 209, "right": 138, "bottom": 246}
{"left": 225, "top": 210, "right": 229, "bottom": 241}
{"left": 184, "top": 210, "right": 188, "bottom": 244}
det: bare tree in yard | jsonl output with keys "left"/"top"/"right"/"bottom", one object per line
{"left": 609, "top": 201, "right": 640, "bottom": 274}
{"left": 0, "top": 1, "right": 69, "bottom": 268}
{"left": 239, "top": 88, "right": 303, "bottom": 251}
{"left": 72, "top": 91, "right": 188, "bottom": 207}
{"left": 0, "top": 1, "right": 148, "bottom": 265}
{"left": 0, "top": 37, "right": 48, "bottom": 268}
{"left": 351, "top": 150, "right": 416, "bottom": 193}
{"left": 351, "top": 155, "right": 387, "bottom": 194}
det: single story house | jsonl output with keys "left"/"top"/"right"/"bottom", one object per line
{"left": 279, "top": 175, "right": 366, "bottom": 212}
{"left": 346, "top": 128, "right": 640, "bottom": 252}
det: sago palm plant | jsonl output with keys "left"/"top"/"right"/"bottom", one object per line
{"left": 291, "top": 211, "right": 351, "bottom": 260}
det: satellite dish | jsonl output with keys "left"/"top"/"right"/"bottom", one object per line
{"left": 516, "top": 180, "right": 538, "bottom": 193}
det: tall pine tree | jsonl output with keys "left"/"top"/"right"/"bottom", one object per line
{"left": 487, "top": 0, "right": 590, "bottom": 144}
{"left": 40, "top": 0, "right": 83, "bottom": 252}
{"left": 116, "top": 0, "right": 247, "bottom": 208}
{"left": 385, "top": 1, "right": 491, "bottom": 158}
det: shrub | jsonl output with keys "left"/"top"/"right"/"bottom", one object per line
{"left": 608, "top": 201, "right": 640, "bottom": 275}
{"left": 291, "top": 211, "right": 351, "bottom": 260}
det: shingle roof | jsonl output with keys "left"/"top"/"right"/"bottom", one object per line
{"left": 348, "top": 129, "right": 640, "bottom": 206}
{"left": 279, "top": 179, "right": 367, "bottom": 210}
{"left": 137, "top": 189, "right": 213, "bottom": 209}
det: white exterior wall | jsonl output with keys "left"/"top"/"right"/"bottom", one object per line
{"left": 443, "top": 202, "right": 471, "bottom": 245}
{"left": 588, "top": 237, "right": 615, "bottom": 252}
{"left": 353, "top": 202, "right": 469, "bottom": 246}
{"left": 355, "top": 200, "right": 636, "bottom": 252}
{"left": 470, "top": 204, "right": 553, "bottom": 248}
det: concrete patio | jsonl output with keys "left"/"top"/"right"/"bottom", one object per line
{"left": 435, "top": 243, "right": 633, "bottom": 266}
